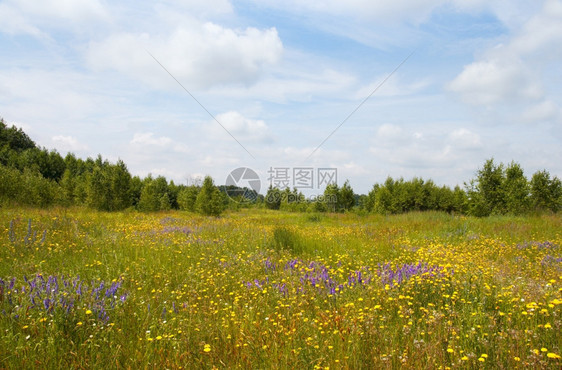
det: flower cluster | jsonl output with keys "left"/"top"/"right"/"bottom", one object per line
{"left": 0, "top": 275, "right": 127, "bottom": 323}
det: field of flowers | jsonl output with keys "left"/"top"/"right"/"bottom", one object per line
{"left": 0, "top": 208, "right": 560, "bottom": 368}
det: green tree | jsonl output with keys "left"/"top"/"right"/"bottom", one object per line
{"left": 339, "top": 180, "right": 355, "bottom": 211}
{"left": 159, "top": 193, "right": 172, "bottom": 211}
{"left": 110, "top": 160, "right": 132, "bottom": 210}
{"left": 87, "top": 165, "right": 112, "bottom": 211}
{"left": 195, "top": 176, "right": 225, "bottom": 216}
{"left": 130, "top": 176, "right": 143, "bottom": 207}
{"left": 167, "top": 181, "right": 180, "bottom": 209}
{"left": 137, "top": 176, "right": 160, "bottom": 212}
{"left": 466, "top": 158, "right": 506, "bottom": 216}
{"left": 503, "top": 161, "right": 530, "bottom": 214}
{"left": 374, "top": 185, "right": 392, "bottom": 214}
{"left": 177, "top": 186, "right": 199, "bottom": 211}
{"left": 323, "top": 183, "right": 339, "bottom": 212}
{"left": 60, "top": 169, "right": 76, "bottom": 206}
{"left": 452, "top": 185, "right": 468, "bottom": 214}
{"left": 0, "top": 119, "right": 36, "bottom": 152}
{"left": 530, "top": 170, "right": 562, "bottom": 213}
{"left": 265, "top": 186, "right": 282, "bottom": 210}
{"left": 365, "top": 184, "right": 379, "bottom": 213}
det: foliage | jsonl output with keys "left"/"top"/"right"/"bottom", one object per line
{"left": 177, "top": 186, "right": 199, "bottom": 212}
{"left": 0, "top": 118, "right": 36, "bottom": 153}
{"left": 367, "top": 176, "right": 464, "bottom": 215}
{"left": 265, "top": 186, "right": 282, "bottom": 210}
{"left": 530, "top": 170, "right": 562, "bottom": 213}
{"left": 1, "top": 121, "right": 561, "bottom": 217}
{"left": 195, "top": 176, "right": 225, "bottom": 216}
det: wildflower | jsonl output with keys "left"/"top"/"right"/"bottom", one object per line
{"left": 547, "top": 353, "right": 561, "bottom": 359}
{"left": 86, "top": 310, "right": 93, "bottom": 315}
{"left": 204, "top": 344, "right": 211, "bottom": 352}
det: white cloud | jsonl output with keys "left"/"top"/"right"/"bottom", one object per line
{"left": 510, "top": 0, "right": 562, "bottom": 56}
{"left": 200, "top": 154, "right": 241, "bottom": 167}
{"left": 0, "top": 3, "right": 44, "bottom": 37}
{"left": 370, "top": 124, "right": 485, "bottom": 172}
{"left": 87, "top": 22, "right": 283, "bottom": 89}
{"left": 211, "top": 111, "right": 272, "bottom": 143}
{"left": 52, "top": 135, "right": 89, "bottom": 152}
{"left": 448, "top": 0, "right": 562, "bottom": 119}
{"left": 0, "top": 0, "right": 107, "bottom": 37}
{"left": 448, "top": 57, "right": 542, "bottom": 105}
{"left": 354, "top": 76, "right": 430, "bottom": 100}
{"left": 520, "top": 100, "right": 562, "bottom": 124}
{"left": 211, "top": 66, "right": 356, "bottom": 103}
{"left": 158, "top": 0, "right": 233, "bottom": 16}
{"left": 338, "top": 161, "right": 368, "bottom": 176}
{"left": 448, "top": 128, "right": 482, "bottom": 149}
{"left": 13, "top": 0, "right": 107, "bottom": 20}
{"left": 376, "top": 123, "right": 404, "bottom": 142}
{"left": 129, "top": 132, "right": 192, "bottom": 158}
{"left": 130, "top": 133, "right": 173, "bottom": 147}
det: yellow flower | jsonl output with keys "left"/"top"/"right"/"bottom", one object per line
{"left": 547, "top": 353, "right": 561, "bottom": 359}
{"left": 156, "top": 336, "right": 162, "bottom": 340}
{"left": 541, "top": 348, "right": 548, "bottom": 353}
{"left": 203, "top": 344, "right": 211, "bottom": 352}
{"left": 478, "top": 358, "right": 485, "bottom": 362}
{"left": 514, "top": 357, "right": 520, "bottom": 361}
{"left": 481, "top": 354, "right": 488, "bottom": 358}
{"left": 461, "top": 356, "right": 468, "bottom": 361}
{"left": 86, "top": 310, "right": 93, "bottom": 315}
{"left": 447, "top": 348, "right": 454, "bottom": 353}
{"left": 76, "top": 322, "right": 83, "bottom": 326}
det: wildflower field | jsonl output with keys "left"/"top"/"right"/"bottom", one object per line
{"left": 0, "top": 208, "right": 560, "bottom": 369}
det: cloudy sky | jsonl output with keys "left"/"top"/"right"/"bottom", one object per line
{"left": 1, "top": 0, "right": 561, "bottom": 194}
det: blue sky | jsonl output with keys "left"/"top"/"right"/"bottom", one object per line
{"left": 1, "top": 0, "right": 561, "bottom": 194}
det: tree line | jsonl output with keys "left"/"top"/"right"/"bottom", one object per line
{"left": 1, "top": 118, "right": 561, "bottom": 216}
{"left": 0, "top": 118, "right": 226, "bottom": 215}
{"left": 263, "top": 159, "right": 561, "bottom": 216}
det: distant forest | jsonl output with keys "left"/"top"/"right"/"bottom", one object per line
{"left": 1, "top": 117, "right": 561, "bottom": 216}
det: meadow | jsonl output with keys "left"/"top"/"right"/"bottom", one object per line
{"left": 0, "top": 207, "right": 560, "bottom": 369}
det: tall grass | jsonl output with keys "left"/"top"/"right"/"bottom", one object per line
{"left": 0, "top": 207, "right": 560, "bottom": 368}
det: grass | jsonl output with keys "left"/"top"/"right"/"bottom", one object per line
{"left": 0, "top": 207, "right": 560, "bottom": 368}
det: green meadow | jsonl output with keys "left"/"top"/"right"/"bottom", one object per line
{"left": 0, "top": 207, "right": 561, "bottom": 369}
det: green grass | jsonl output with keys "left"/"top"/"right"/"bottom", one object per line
{"left": 0, "top": 207, "right": 561, "bottom": 368}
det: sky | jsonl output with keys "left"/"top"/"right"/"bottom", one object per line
{"left": 1, "top": 0, "right": 561, "bottom": 195}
